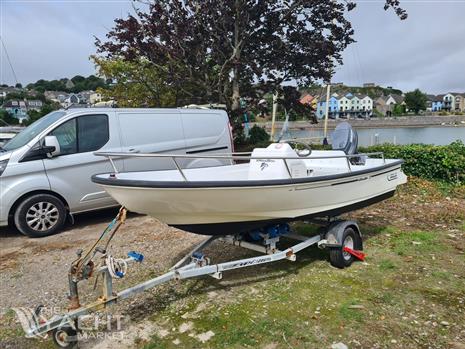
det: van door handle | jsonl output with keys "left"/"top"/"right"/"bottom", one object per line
{"left": 128, "top": 148, "right": 140, "bottom": 153}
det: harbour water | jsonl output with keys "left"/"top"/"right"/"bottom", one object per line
{"left": 285, "top": 126, "right": 465, "bottom": 146}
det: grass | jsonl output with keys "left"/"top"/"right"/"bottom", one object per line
{"left": 1, "top": 179, "right": 464, "bottom": 348}
{"left": 390, "top": 230, "right": 443, "bottom": 256}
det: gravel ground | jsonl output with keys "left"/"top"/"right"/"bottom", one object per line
{"left": 0, "top": 208, "right": 254, "bottom": 348}
{"left": 0, "top": 209, "right": 203, "bottom": 312}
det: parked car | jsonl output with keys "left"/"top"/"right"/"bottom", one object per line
{"left": 0, "top": 108, "right": 233, "bottom": 237}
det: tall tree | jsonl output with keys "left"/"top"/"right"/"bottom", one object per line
{"left": 405, "top": 89, "right": 427, "bottom": 114}
{"left": 95, "top": 0, "right": 406, "bottom": 138}
{"left": 97, "top": 1, "right": 405, "bottom": 103}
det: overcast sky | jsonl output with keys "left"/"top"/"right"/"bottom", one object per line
{"left": 1, "top": 0, "right": 464, "bottom": 94}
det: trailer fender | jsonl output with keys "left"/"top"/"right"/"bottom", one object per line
{"left": 323, "top": 220, "right": 362, "bottom": 250}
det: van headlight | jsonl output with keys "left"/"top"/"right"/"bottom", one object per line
{"left": 0, "top": 159, "right": 8, "bottom": 176}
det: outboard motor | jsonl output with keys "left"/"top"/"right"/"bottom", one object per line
{"left": 331, "top": 122, "right": 365, "bottom": 164}
{"left": 331, "top": 122, "right": 358, "bottom": 155}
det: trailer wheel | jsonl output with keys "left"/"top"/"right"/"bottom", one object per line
{"left": 329, "top": 227, "right": 361, "bottom": 269}
{"left": 52, "top": 325, "right": 78, "bottom": 348}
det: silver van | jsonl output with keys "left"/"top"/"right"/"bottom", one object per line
{"left": 0, "top": 108, "right": 233, "bottom": 237}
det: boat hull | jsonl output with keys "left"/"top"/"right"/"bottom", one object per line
{"left": 93, "top": 162, "right": 406, "bottom": 235}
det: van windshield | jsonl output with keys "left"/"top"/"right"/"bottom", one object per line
{"left": 2, "top": 111, "right": 67, "bottom": 152}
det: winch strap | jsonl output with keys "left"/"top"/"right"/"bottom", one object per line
{"left": 76, "top": 207, "right": 127, "bottom": 270}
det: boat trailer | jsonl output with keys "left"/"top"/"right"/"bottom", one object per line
{"left": 21, "top": 208, "right": 365, "bottom": 348}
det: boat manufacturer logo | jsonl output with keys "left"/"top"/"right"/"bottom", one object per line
{"left": 260, "top": 162, "right": 269, "bottom": 171}
{"left": 222, "top": 256, "right": 273, "bottom": 270}
{"left": 387, "top": 172, "right": 398, "bottom": 181}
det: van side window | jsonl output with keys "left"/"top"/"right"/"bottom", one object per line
{"left": 77, "top": 114, "right": 109, "bottom": 152}
{"left": 50, "top": 114, "right": 109, "bottom": 155}
{"left": 51, "top": 119, "right": 77, "bottom": 155}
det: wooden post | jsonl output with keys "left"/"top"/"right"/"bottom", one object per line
{"left": 323, "top": 83, "right": 331, "bottom": 144}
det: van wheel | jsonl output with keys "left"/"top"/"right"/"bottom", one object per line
{"left": 14, "top": 194, "right": 67, "bottom": 238}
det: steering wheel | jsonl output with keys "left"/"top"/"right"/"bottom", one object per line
{"left": 281, "top": 140, "right": 312, "bottom": 157}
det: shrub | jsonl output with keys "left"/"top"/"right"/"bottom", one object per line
{"left": 359, "top": 141, "right": 465, "bottom": 184}
{"left": 248, "top": 124, "right": 269, "bottom": 144}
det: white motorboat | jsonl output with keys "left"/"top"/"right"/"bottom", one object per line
{"left": 93, "top": 124, "right": 407, "bottom": 235}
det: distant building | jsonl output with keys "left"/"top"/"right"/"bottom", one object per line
{"left": 375, "top": 94, "right": 404, "bottom": 117}
{"left": 44, "top": 91, "right": 68, "bottom": 104}
{"left": 0, "top": 86, "right": 22, "bottom": 99}
{"left": 1, "top": 99, "right": 42, "bottom": 122}
{"left": 64, "top": 93, "right": 80, "bottom": 107}
{"left": 442, "top": 93, "right": 454, "bottom": 112}
{"left": 363, "top": 83, "right": 376, "bottom": 88}
{"left": 338, "top": 95, "right": 351, "bottom": 118}
{"left": 26, "top": 100, "right": 43, "bottom": 111}
{"left": 78, "top": 90, "right": 95, "bottom": 104}
{"left": 426, "top": 95, "right": 443, "bottom": 112}
{"left": 299, "top": 94, "right": 314, "bottom": 105}
{"left": 451, "top": 93, "right": 465, "bottom": 112}
{"left": 299, "top": 94, "right": 318, "bottom": 111}
{"left": 358, "top": 94, "right": 373, "bottom": 115}
{"left": 316, "top": 93, "right": 339, "bottom": 119}
{"left": 90, "top": 92, "right": 102, "bottom": 105}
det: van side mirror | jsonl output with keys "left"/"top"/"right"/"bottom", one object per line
{"left": 44, "top": 136, "right": 61, "bottom": 157}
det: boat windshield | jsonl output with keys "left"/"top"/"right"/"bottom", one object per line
{"left": 2, "top": 111, "right": 67, "bottom": 152}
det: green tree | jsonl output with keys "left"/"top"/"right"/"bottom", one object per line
{"left": 0, "top": 110, "right": 18, "bottom": 125}
{"left": 404, "top": 89, "right": 427, "bottom": 114}
{"left": 392, "top": 104, "right": 405, "bottom": 116}
{"left": 95, "top": 0, "right": 406, "bottom": 143}
{"left": 92, "top": 57, "right": 177, "bottom": 107}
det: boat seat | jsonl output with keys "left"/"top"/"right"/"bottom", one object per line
{"left": 248, "top": 143, "right": 308, "bottom": 179}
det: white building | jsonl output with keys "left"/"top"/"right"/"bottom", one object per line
{"left": 359, "top": 95, "right": 373, "bottom": 113}
{"left": 443, "top": 93, "right": 454, "bottom": 112}
{"left": 90, "top": 92, "right": 103, "bottom": 105}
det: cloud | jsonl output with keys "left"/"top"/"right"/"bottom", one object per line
{"left": 1, "top": 0, "right": 133, "bottom": 85}
{"left": 1, "top": 0, "right": 464, "bottom": 94}
{"left": 333, "top": 1, "right": 465, "bottom": 94}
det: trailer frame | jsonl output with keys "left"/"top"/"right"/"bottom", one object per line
{"left": 21, "top": 216, "right": 362, "bottom": 348}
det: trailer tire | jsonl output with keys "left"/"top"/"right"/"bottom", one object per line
{"left": 329, "top": 227, "right": 361, "bottom": 269}
{"left": 52, "top": 325, "right": 78, "bottom": 348}
{"left": 14, "top": 194, "right": 67, "bottom": 238}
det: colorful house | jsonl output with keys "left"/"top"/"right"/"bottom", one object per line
{"left": 316, "top": 93, "right": 339, "bottom": 119}
{"left": 427, "top": 95, "right": 443, "bottom": 112}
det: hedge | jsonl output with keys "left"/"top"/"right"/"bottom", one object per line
{"left": 237, "top": 140, "right": 465, "bottom": 184}
{"left": 359, "top": 141, "right": 465, "bottom": 184}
